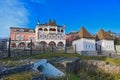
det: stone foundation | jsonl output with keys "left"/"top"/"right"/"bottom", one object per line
{"left": 101, "top": 50, "right": 115, "bottom": 56}
{"left": 77, "top": 51, "right": 97, "bottom": 56}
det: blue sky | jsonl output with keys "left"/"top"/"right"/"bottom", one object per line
{"left": 0, "top": 0, "right": 120, "bottom": 37}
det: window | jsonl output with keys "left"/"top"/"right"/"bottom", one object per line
{"left": 61, "top": 30, "right": 64, "bottom": 32}
{"left": 44, "top": 35, "right": 46, "bottom": 39}
{"left": 21, "top": 36, "right": 24, "bottom": 40}
{"left": 53, "top": 35, "right": 56, "bottom": 39}
{"left": 19, "top": 29, "right": 24, "bottom": 32}
{"left": 29, "top": 37, "right": 32, "bottom": 40}
{"left": 17, "top": 35, "right": 24, "bottom": 40}
{"left": 39, "top": 28, "right": 43, "bottom": 31}
{"left": 86, "top": 45, "right": 88, "bottom": 49}
{"left": 29, "top": 30, "right": 34, "bottom": 32}
{"left": 49, "top": 35, "right": 52, "bottom": 39}
{"left": 40, "top": 35, "right": 42, "bottom": 39}
{"left": 58, "top": 35, "right": 60, "bottom": 39}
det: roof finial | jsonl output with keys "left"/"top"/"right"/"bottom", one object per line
{"left": 37, "top": 20, "right": 40, "bottom": 24}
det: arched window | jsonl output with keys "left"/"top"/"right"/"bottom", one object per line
{"left": 39, "top": 41, "right": 47, "bottom": 46}
{"left": 11, "top": 42, "right": 16, "bottom": 48}
{"left": 27, "top": 42, "right": 35, "bottom": 48}
{"left": 18, "top": 42, "right": 25, "bottom": 49}
{"left": 39, "top": 28, "right": 43, "bottom": 31}
{"left": 44, "top": 28, "right": 48, "bottom": 31}
{"left": 49, "top": 28, "right": 53, "bottom": 31}
{"left": 61, "top": 30, "right": 64, "bottom": 32}
{"left": 49, "top": 41, "right": 56, "bottom": 47}
{"left": 57, "top": 42, "right": 64, "bottom": 47}
{"left": 58, "top": 29, "right": 60, "bottom": 32}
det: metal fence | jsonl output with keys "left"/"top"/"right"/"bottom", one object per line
{"left": 0, "top": 38, "right": 76, "bottom": 59}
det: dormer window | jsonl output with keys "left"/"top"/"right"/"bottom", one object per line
{"left": 19, "top": 29, "right": 24, "bottom": 32}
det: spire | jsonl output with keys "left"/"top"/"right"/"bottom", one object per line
{"left": 52, "top": 19, "right": 56, "bottom": 26}
{"left": 37, "top": 20, "right": 40, "bottom": 25}
{"left": 48, "top": 19, "right": 52, "bottom": 25}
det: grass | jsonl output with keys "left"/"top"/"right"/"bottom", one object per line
{"left": 0, "top": 53, "right": 120, "bottom": 65}
{"left": 2, "top": 70, "right": 39, "bottom": 80}
{"left": 77, "top": 69, "right": 120, "bottom": 80}
{"left": 0, "top": 53, "right": 106, "bottom": 60}
{"left": 104, "top": 57, "right": 120, "bottom": 65}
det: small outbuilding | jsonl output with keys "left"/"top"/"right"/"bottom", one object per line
{"left": 72, "top": 27, "right": 97, "bottom": 56}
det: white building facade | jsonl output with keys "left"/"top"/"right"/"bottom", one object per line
{"left": 35, "top": 20, "right": 66, "bottom": 48}
{"left": 96, "top": 29, "right": 115, "bottom": 55}
{"left": 73, "top": 27, "right": 97, "bottom": 56}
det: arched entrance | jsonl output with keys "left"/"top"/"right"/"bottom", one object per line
{"left": 39, "top": 41, "right": 47, "bottom": 47}
{"left": 18, "top": 42, "right": 25, "bottom": 49}
{"left": 49, "top": 41, "right": 56, "bottom": 47}
{"left": 11, "top": 42, "right": 16, "bottom": 48}
{"left": 27, "top": 42, "right": 35, "bottom": 48}
{"left": 57, "top": 42, "right": 64, "bottom": 47}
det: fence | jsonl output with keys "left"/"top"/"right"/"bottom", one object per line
{"left": 0, "top": 38, "right": 76, "bottom": 59}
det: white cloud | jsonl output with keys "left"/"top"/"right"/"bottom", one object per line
{"left": 0, "top": 0, "right": 29, "bottom": 38}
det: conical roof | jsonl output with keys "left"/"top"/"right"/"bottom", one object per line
{"left": 96, "top": 29, "right": 114, "bottom": 40}
{"left": 75, "top": 27, "right": 94, "bottom": 39}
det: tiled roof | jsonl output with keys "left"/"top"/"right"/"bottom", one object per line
{"left": 75, "top": 27, "right": 94, "bottom": 40}
{"left": 96, "top": 29, "right": 114, "bottom": 40}
{"left": 10, "top": 27, "right": 35, "bottom": 32}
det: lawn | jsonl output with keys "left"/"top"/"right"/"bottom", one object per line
{"left": 2, "top": 70, "right": 39, "bottom": 80}
{"left": 1, "top": 53, "right": 120, "bottom": 65}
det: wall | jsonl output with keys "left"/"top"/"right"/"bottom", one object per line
{"left": 80, "top": 60, "right": 120, "bottom": 74}
{"left": 83, "top": 38, "right": 96, "bottom": 51}
{"left": 72, "top": 39, "right": 83, "bottom": 51}
{"left": 0, "top": 64, "right": 33, "bottom": 76}
{"left": 115, "top": 45, "right": 120, "bottom": 54}
{"left": 50, "top": 58, "right": 120, "bottom": 74}
{"left": 73, "top": 38, "right": 97, "bottom": 55}
{"left": 102, "top": 39, "right": 115, "bottom": 51}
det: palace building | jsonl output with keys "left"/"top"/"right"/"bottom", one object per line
{"left": 9, "top": 19, "right": 66, "bottom": 49}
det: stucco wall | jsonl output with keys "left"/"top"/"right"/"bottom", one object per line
{"left": 96, "top": 39, "right": 115, "bottom": 51}
{"left": 73, "top": 38, "right": 96, "bottom": 51}
{"left": 115, "top": 45, "right": 120, "bottom": 54}
{"left": 72, "top": 39, "right": 83, "bottom": 51}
